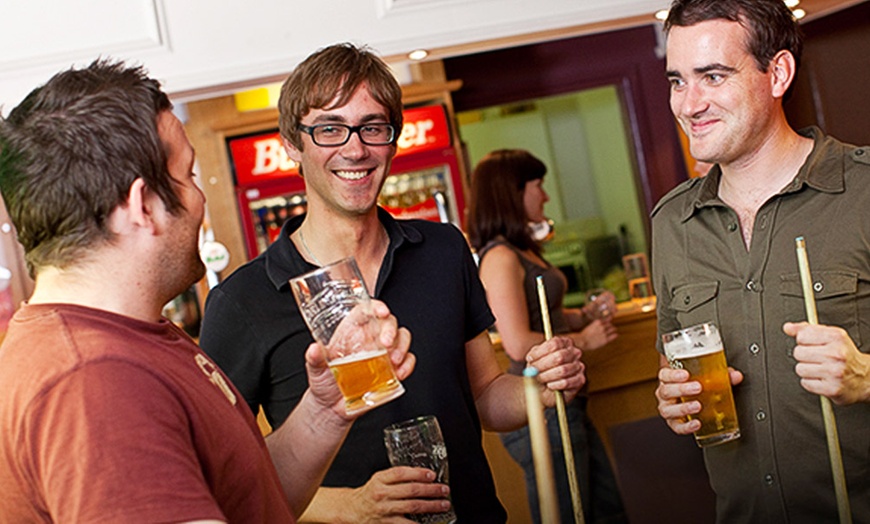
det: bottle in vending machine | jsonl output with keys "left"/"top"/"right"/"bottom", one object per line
{"left": 250, "top": 194, "right": 308, "bottom": 254}
{"left": 379, "top": 166, "right": 456, "bottom": 224}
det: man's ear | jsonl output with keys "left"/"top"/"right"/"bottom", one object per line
{"left": 282, "top": 136, "right": 303, "bottom": 163}
{"left": 125, "top": 178, "right": 156, "bottom": 230}
{"left": 106, "top": 178, "right": 162, "bottom": 238}
{"left": 282, "top": 136, "right": 305, "bottom": 177}
{"left": 770, "top": 50, "right": 797, "bottom": 99}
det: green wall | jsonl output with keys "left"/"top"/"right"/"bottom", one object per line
{"left": 458, "top": 85, "right": 647, "bottom": 253}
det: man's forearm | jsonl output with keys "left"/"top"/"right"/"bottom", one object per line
{"left": 266, "top": 391, "right": 352, "bottom": 516}
{"left": 475, "top": 373, "right": 528, "bottom": 432}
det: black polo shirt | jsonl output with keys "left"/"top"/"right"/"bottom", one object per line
{"left": 201, "top": 208, "right": 506, "bottom": 522}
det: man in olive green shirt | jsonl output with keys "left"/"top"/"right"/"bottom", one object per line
{"left": 652, "top": 1, "right": 870, "bottom": 523}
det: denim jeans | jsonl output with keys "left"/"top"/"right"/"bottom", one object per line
{"left": 500, "top": 397, "right": 627, "bottom": 524}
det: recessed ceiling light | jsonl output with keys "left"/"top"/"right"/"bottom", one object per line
{"left": 408, "top": 49, "right": 429, "bottom": 61}
{"left": 784, "top": 0, "right": 800, "bottom": 8}
{"left": 654, "top": 9, "right": 669, "bottom": 21}
{"left": 792, "top": 7, "right": 806, "bottom": 19}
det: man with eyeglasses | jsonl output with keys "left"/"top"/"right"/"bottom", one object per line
{"left": 200, "top": 42, "right": 587, "bottom": 523}
{"left": 298, "top": 122, "right": 396, "bottom": 147}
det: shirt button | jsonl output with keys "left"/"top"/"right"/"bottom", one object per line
{"left": 759, "top": 215, "right": 768, "bottom": 229}
{"left": 813, "top": 281, "right": 824, "bottom": 293}
{"left": 749, "top": 343, "right": 760, "bottom": 355}
{"left": 728, "top": 223, "right": 738, "bottom": 232}
{"left": 746, "top": 280, "right": 758, "bottom": 292}
{"left": 684, "top": 295, "right": 691, "bottom": 305}
{"left": 756, "top": 410, "right": 767, "bottom": 421}
{"left": 764, "top": 474, "right": 775, "bottom": 486}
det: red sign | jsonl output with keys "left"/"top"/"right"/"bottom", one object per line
{"left": 227, "top": 134, "right": 296, "bottom": 186}
{"left": 395, "top": 105, "right": 452, "bottom": 156}
{"left": 228, "top": 105, "right": 452, "bottom": 187}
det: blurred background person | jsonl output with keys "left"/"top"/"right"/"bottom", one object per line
{"left": 467, "top": 149, "right": 627, "bottom": 524}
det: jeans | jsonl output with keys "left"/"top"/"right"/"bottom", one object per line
{"left": 500, "top": 397, "right": 627, "bottom": 524}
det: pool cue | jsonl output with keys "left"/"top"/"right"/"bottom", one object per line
{"left": 536, "top": 276, "right": 585, "bottom": 524}
{"left": 795, "top": 237, "right": 852, "bottom": 524}
{"left": 524, "top": 366, "right": 561, "bottom": 523}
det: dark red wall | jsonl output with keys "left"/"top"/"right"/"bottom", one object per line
{"left": 443, "top": 25, "right": 688, "bottom": 220}
{"left": 785, "top": 1, "right": 870, "bottom": 146}
{"left": 445, "top": 1, "right": 870, "bottom": 217}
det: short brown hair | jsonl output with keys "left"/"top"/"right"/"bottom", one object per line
{"left": 278, "top": 43, "right": 403, "bottom": 151}
{"left": 665, "top": 0, "right": 803, "bottom": 99}
{"left": 0, "top": 59, "right": 180, "bottom": 275}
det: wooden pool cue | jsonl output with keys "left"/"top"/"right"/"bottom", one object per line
{"left": 524, "top": 366, "right": 561, "bottom": 523}
{"left": 795, "top": 237, "right": 852, "bottom": 524}
{"left": 536, "top": 276, "right": 585, "bottom": 524}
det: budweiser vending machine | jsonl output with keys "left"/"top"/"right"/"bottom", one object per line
{"left": 226, "top": 104, "right": 466, "bottom": 259}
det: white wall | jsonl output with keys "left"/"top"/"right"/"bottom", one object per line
{"left": 0, "top": 0, "right": 668, "bottom": 114}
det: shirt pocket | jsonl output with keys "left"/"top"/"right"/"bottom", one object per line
{"left": 779, "top": 270, "right": 861, "bottom": 347}
{"left": 671, "top": 281, "right": 720, "bottom": 330}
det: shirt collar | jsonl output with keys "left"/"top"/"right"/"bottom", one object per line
{"left": 680, "top": 126, "right": 843, "bottom": 222}
{"left": 263, "top": 207, "right": 424, "bottom": 290}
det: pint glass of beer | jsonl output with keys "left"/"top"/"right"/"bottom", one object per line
{"left": 290, "top": 257, "right": 405, "bottom": 415}
{"left": 662, "top": 323, "right": 740, "bottom": 447}
{"left": 384, "top": 416, "right": 457, "bottom": 524}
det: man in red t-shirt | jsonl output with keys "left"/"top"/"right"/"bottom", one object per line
{"left": 0, "top": 60, "right": 413, "bottom": 522}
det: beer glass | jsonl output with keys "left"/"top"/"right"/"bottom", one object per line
{"left": 290, "top": 257, "right": 405, "bottom": 415}
{"left": 384, "top": 416, "right": 457, "bottom": 524}
{"left": 622, "top": 252, "right": 650, "bottom": 281}
{"left": 662, "top": 322, "right": 740, "bottom": 447}
{"left": 628, "top": 277, "right": 654, "bottom": 304}
{"left": 623, "top": 253, "right": 654, "bottom": 307}
{"left": 585, "top": 288, "right": 615, "bottom": 320}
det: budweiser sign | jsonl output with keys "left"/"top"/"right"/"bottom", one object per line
{"left": 227, "top": 105, "right": 452, "bottom": 187}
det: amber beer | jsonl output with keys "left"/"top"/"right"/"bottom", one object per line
{"left": 290, "top": 257, "right": 406, "bottom": 415}
{"left": 329, "top": 349, "right": 404, "bottom": 414}
{"left": 663, "top": 323, "right": 740, "bottom": 447}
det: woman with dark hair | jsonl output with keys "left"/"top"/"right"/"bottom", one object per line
{"left": 468, "top": 149, "right": 627, "bottom": 524}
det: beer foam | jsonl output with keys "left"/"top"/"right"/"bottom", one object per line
{"left": 663, "top": 324, "right": 723, "bottom": 359}
{"left": 663, "top": 338, "right": 723, "bottom": 359}
{"left": 328, "top": 349, "right": 387, "bottom": 366}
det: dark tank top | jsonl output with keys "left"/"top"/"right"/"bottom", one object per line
{"left": 479, "top": 240, "right": 570, "bottom": 375}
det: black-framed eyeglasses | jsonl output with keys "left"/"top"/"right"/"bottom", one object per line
{"left": 298, "top": 123, "right": 397, "bottom": 147}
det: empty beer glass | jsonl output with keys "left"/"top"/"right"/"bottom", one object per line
{"left": 384, "top": 416, "right": 457, "bottom": 524}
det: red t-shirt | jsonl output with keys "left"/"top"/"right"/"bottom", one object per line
{"left": 0, "top": 303, "right": 294, "bottom": 523}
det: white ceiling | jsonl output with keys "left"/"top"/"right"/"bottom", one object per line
{"left": 0, "top": 0, "right": 863, "bottom": 114}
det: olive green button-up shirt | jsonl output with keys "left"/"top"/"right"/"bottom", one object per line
{"left": 652, "top": 127, "right": 870, "bottom": 524}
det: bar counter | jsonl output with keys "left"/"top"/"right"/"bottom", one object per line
{"left": 583, "top": 300, "right": 661, "bottom": 455}
{"left": 486, "top": 299, "right": 661, "bottom": 455}
{"left": 484, "top": 298, "right": 717, "bottom": 523}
